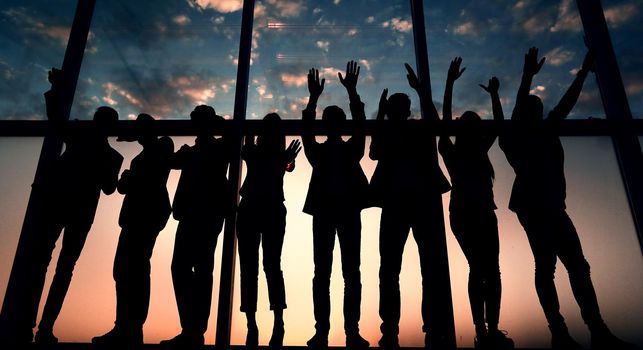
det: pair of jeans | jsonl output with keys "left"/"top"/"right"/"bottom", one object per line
{"left": 171, "top": 217, "right": 223, "bottom": 335}
{"left": 236, "top": 200, "right": 287, "bottom": 313}
{"left": 517, "top": 209, "right": 605, "bottom": 333}
{"left": 449, "top": 210, "right": 501, "bottom": 329}
{"left": 311, "top": 209, "right": 362, "bottom": 335}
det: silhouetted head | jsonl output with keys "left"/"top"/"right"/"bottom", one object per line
{"left": 258, "top": 112, "right": 285, "bottom": 151}
{"left": 322, "top": 105, "right": 346, "bottom": 139}
{"left": 93, "top": 106, "right": 118, "bottom": 137}
{"left": 190, "top": 104, "right": 223, "bottom": 137}
{"left": 524, "top": 94, "right": 544, "bottom": 122}
{"left": 455, "top": 111, "right": 482, "bottom": 148}
{"left": 135, "top": 113, "right": 157, "bottom": 146}
{"left": 387, "top": 93, "right": 411, "bottom": 121}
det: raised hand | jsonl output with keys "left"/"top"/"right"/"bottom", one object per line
{"left": 581, "top": 49, "right": 595, "bottom": 73}
{"left": 447, "top": 57, "right": 466, "bottom": 82}
{"left": 338, "top": 60, "right": 360, "bottom": 92}
{"left": 377, "top": 88, "right": 388, "bottom": 120}
{"left": 480, "top": 77, "right": 500, "bottom": 94}
{"left": 307, "top": 68, "right": 325, "bottom": 98}
{"left": 285, "top": 139, "right": 302, "bottom": 162}
{"left": 524, "top": 47, "right": 546, "bottom": 76}
{"left": 404, "top": 63, "right": 421, "bottom": 91}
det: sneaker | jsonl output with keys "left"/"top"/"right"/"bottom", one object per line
{"left": 160, "top": 332, "right": 204, "bottom": 348}
{"left": 307, "top": 332, "right": 329, "bottom": 349}
{"left": 591, "top": 329, "right": 637, "bottom": 350}
{"left": 346, "top": 333, "right": 370, "bottom": 349}
{"left": 378, "top": 334, "right": 400, "bottom": 349}
{"left": 35, "top": 329, "right": 58, "bottom": 345}
{"left": 551, "top": 332, "right": 583, "bottom": 350}
{"left": 487, "top": 329, "right": 514, "bottom": 349}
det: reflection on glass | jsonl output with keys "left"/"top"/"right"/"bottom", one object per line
{"left": 425, "top": 1, "right": 605, "bottom": 119}
{"left": 71, "top": 1, "right": 242, "bottom": 120}
{"left": 0, "top": 1, "right": 76, "bottom": 120}
{"left": 247, "top": 0, "right": 420, "bottom": 120}
{"left": 229, "top": 136, "right": 643, "bottom": 348}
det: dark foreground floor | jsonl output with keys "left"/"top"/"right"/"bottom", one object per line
{"left": 5, "top": 344, "right": 552, "bottom": 350}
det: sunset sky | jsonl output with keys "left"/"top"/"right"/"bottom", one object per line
{"left": 1, "top": 0, "right": 643, "bottom": 348}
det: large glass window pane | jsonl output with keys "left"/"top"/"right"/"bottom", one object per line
{"left": 425, "top": 1, "right": 605, "bottom": 120}
{"left": 602, "top": 0, "right": 643, "bottom": 118}
{"left": 0, "top": 1, "right": 76, "bottom": 120}
{"left": 71, "top": 0, "right": 242, "bottom": 120}
{"left": 247, "top": 0, "right": 421, "bottom": 120}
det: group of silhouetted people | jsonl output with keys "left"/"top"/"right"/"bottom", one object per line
{"left": 4, "top": 46, "right": 638, "bottom": 350}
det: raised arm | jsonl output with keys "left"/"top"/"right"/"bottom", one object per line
{"left": 302, "top": 68, "right": 325, "bottom": 164}
{"left": 439, "top": 57, "right": 465, "bottom": 155}
{"left": 339, "top": 60, "right": 365, "bottom": 159}
{"left": 513, "top": 47, "right": 545, "bottom": 120}
{"left": 548, "top": 50, "right": 594, "bottom": 122}
{"left": 480, "top": 76, "right": 503, "bottom": 149}
{"left": 369, "top": 88, "right": 388, "bottom": 160}
{"left": 405, "top": 63, "right": 439, "bottom": 121}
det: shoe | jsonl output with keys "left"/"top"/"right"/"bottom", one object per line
{"left": 35, "top": 329, "right": 58, "bottom": 345}
{"left": 269, "top": 322, "right": 285, "bottom": 349}
{"left": 486, "top": 329, "right": 514, "bottom": 349}
{"left": 346, "top": 333, "right": 370, "bottom": 349}
{"left": 378, "top": 334, "right": 400, "bottom": 349}
{"left": 160, "top": 332, "right": 204, "bottom": 348}
{"left": 591, "top": 329, "right": 637, "bottom": 350}
{"left": 551, "top": 331, "right": 583, "bottom": 350}
{"left": 246, "top": 324, "right": 259, "bottom": 349}
{"left": 307, "top": 332, "right": 329, "bottom": 349}
{"left": 92, "top": 327, "right": 143, "bottom": 347}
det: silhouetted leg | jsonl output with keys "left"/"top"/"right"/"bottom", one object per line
{"left": 379, "top": 206, "right": 410, "bottom": 339}
{"left": 450, "top": 211, "right": 485, "bottom": 330}
{"left": 555, "top": 211, "right": 605, "bottom": 331}
{"left": 39, "top": 221, "right": 92, "bottom": 331}
{"left": 237, "top": 202, "right": 261, "bottom": 314}
{"left": 262, "top": 203, "right": 287, "bottom": 312}
{"left": 336, "top": 210, "right": 362, "bottom": 335}
{"left": 312, "top": 213, "right": 336, "bottom": 334}
{"left": 479, "top": 211, "right": 501, "bottom": 331}
{"left": 517, "top": 211, "right": 566, "bottom": 332}
{"left": 172, "top": 220, "right": 197, "bottom": 332}
{"left": 191, "top": 217, "right": 222, "bottom": 335}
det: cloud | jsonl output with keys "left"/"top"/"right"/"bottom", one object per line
{"left": 366, "top": 16, "right": 375, "bottom": 24}
{"left": 172, "top": 14, "right": 191, "bottom": 25}
{"left": 316, "top": 40, "right": 330, "bottom": 52}
{"left": 453, "top": 21, "right": 477, "bottom": 36}
{"left": 2, "top": 7, "right": 70, "bottom": 46}
{"left": 382, "top": 17, "right": 413, "bottom": 33}
{"left": 604, "top": 3, "right": 639, "bottom": 27}
{"left": 626, "top": 80, "right": 643, "bottom": 96}
{"left": 280, "top": 73, "right": 307, "bottom": 87}
{"left": 265, "top": 0, "right": 305, "bottom": 17}
{"left": 550, "top": 0, "right": 581, "bottom": 32}
{"left": 544, "top": 47, "right": 575, "bottom": 66}
{"left": 359, "top": 59, "right": 371, "bottom": 71}
{"left": 347, "top": 28, "right": 358, "bottom": 36}
{"left": 530, "top": 85, "right": 547, "bottom": 99}
{"left": 102, "top": 82, "right": 143, "bottom": 108}
{"left": 187, "top": 0, "right": 243, "bottom": 13}
{"left": 333, "top": 0, "right": 341, "bottom": 5}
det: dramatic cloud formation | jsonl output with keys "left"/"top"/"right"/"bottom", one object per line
{"left": 187, "top": 0, "right": 243, "bottom": 13}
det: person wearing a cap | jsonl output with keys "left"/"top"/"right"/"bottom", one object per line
{"left": 160, "top": 105, "right": 232, "bottom": 348}
{"left": 11, "top": 68, "right": 123, "bottom": 345}
{"left": 93, "top": 113, "right": 174, "bottom": 346}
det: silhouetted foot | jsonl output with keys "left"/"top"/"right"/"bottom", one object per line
{"left": 378, "top": 334, "right": 400, "bottom": 349}
{"left": 307, "top": 332, "right": 329, "bottom": 349}
{"left": 551, "top": 332, "right": 583, "bottom": 350}
{"left": 346, "top": 333, "right": 370, "bottom": 349}
{"left": 269, "top": 322, "right": 284, "bottom": 349}
{"left": 486, "top": 329, "right": 514, "bottom": 349}
{"left": 591, "top": 329, "right": 637, "bottom": 350}
{"left": 92, "top": 327, "right": 143, "bottom": 347}
{"left": 246, "top": 324, "right": 259, "bottom": 349}
{"left": 160, "top": 332, "right": 204, "bottom": 349}
{"left": 35, "top": 329, "right": 58, "bottom": 345}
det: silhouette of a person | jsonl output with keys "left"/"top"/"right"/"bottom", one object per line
{"left": 236, "top": 113, "right": 301, "bottom": 349}
{"left": 499, "top": 47, "right": 635, "bottom": 350}
{"left": 438, "top": 57, "right": 513, "bottom": 349}
{"left": 93, "top": 113, "right": 174, "bottom": 347}
{"left": 302, "top": 62, "right": 370, "bottom": 349}
{"left": 25, "top": 68, "right": 123, "bottom": 345}
{"left": 371, "top": 64, "right": 450, "bottom": 349}
{"left": 160, "top": 105, "right": 232, "bottom": 348}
